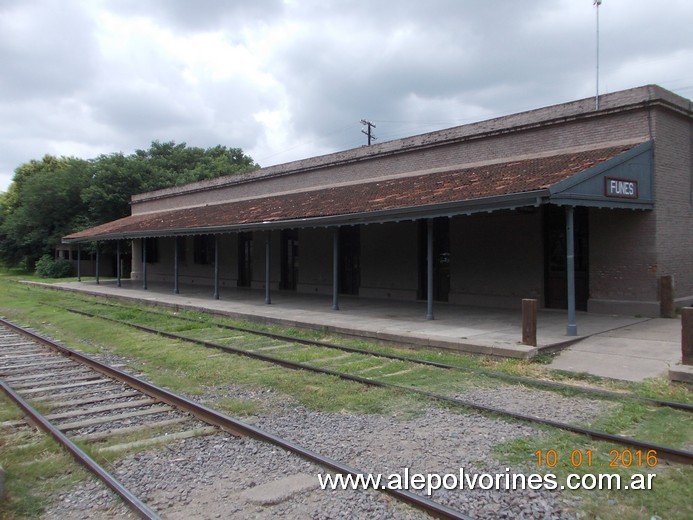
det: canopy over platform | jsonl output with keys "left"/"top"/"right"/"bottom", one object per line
{"left": 63, "top": 140, "right": 653, "bottom": 244}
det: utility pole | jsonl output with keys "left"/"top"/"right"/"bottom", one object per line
{"left": 361, "top": 119, "right": 377, "bottom": 146}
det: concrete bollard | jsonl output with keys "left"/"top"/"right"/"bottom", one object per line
{"left": 522, "top": 299, "right": 538, "bottom": 347}
{"left": 660, "top": 275, "right": 675, "bottom": 318}
{"left": 683, "top": 307, "right": 693, "bottom": 366}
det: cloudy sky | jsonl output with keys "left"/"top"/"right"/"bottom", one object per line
{"left": 1, "top": 0, "right": 691, "bottom": 192}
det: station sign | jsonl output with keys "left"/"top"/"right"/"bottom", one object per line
{"left": 604, "top": 177, "right": 638, "bottom": 199}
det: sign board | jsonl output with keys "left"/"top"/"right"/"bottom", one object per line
{"left": 604, "top": 177, "right": 638, "bottom": 199}
{"left": 549, "top": 141, "right": 652, "bottom": 209}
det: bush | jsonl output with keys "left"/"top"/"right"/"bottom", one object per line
{"left": 34, "top": 255, "right": 73, "bottom": 278}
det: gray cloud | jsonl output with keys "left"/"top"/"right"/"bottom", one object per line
{"left": 1, "top": 0, "right": 692, "bottom": 192}
{"left": 109, "top": 0, "right": 285, "bottom": 32}
{"left": 0, "top": 1, "right": 98, "bottom": 100}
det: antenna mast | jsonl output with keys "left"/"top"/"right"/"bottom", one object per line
{"left": 360, "top": 119, "right": 377, "bottom": 146}
{"left": 594, "top": 0, "right": 602, "bottom": 110}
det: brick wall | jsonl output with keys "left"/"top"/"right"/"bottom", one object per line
{"left": 449, "top": 211, "right": 544, "bottom": 309}
{"left": 360, "top": 222, "right": 418, "bottom": 300}
{"left": 588, "top": 209, "right": 658, "bottom": 314}
{"left": 651, "top": 107, "right": 693, "bottom": 305}
{"left": 296, "top": 228, "right": 333, "bottom": 294}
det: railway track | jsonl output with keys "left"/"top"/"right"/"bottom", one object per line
{"left": 0, "top": 318, "right": 471, "bottom": 520}
{"left": 84, "top": 299, "right": 693, "bottom": 412}
{"left": 63, "top": 306, "right": 693, "bottom": 466}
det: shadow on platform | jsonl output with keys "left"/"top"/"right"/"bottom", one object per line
{"left": 37, "top": 278, "right": 657, "bottom": 363}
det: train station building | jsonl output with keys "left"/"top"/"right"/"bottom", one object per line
{"left": 63, "top": 85, "right": 693, "bottom": 337}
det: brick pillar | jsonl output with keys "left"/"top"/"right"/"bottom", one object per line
{"left": 131, "top": 238, "right": 142, "bottom": 281}
{"left": 683, "top": 308, "right": 693, "bottom": 366}
{"left": 660, "top": 275, "right": 675, "bottom": 318}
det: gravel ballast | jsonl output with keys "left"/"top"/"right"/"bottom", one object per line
{"left": 39, "top": 382, "right": 614, "bottom": 519}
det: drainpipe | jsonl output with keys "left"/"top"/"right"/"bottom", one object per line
{"left": 265, "top": 232, "right": 271, "bottom": 305}
{"left": 116, "top": 241, "right": 121, "bottom": 288}
{"left": 213, "top": 235, "right": 219, "bottom": 300}
{"left": 332, "top": 228, "right": 340, "bottom": 311}
{"left": 566, "top": 206, "right": 577, "bottom": 336}
{"left": 173, "top": 237, "right": 179, "bottom": 294}
{"left": 95, "top": 241, "right": 100, "bottom": 285}
{"left": 77, "top": 244, "right": 81, "bottom": 282}
{"left": 427, "top": 219, "right": 434, "bottom": 320}
{"left": 142, "top": 238, "right": 148, "bottom": 290}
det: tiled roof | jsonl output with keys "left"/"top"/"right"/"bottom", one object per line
{"left": 64, "top": 144, "right": 634, "bottom": 241}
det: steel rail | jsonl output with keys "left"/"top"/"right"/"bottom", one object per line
{"left": 0, "top": 318, "right": 471, "bottom": 520}
{"left": 84, "top": 301, "right": 693, "bottom": 413}
{"left": 0, "top": 379, "right": 160, "bottom": 520}
{"left": 66, "top": 309, "right": 693, "bottom": 466}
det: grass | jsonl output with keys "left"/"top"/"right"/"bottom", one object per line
{"left": 206, "top": 397, "right": 261, "bottom": 417}
{"left": 0, "top": 274, "right": 426, "bottom": 416}
{"left": 495, "top": 429, "right": 693, "bottom": 520}
{"left": 1, "top": 270, "right": 692, "bottom": 519}
{"left": 0, "top": 395, "right": 92, "bottom": 519}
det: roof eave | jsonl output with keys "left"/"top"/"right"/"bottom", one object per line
{"left": 548, "top": 194, "right": 654, "bottom": 210}
{"left": 62, "top": 190, "right": 551, "bottom": 244}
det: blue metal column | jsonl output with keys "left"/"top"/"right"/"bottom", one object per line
{"left": 116, "top": 241, "right": 121, "bottom": 287}
{"left": 95, "top": 242, "right": 100, "bottom": 285}
{"left": 142, "top": 238, "right": 148, "bottom": 290}
{"left": 332, "top": 228, "right": 339, "bottom": 311}
{"left": 77, "top": 244, "right": 81, "bottom": 281}
{"left": 213, "top": 235, "right": 220, "bottom": 300}
{"left": 265, "top": 232, "right": 271, "bottom": 304}
{"left": 173, "top": 237, "right": 179, "bottom": 294}
{"left": 426, "top": 219, "right": 434, "bottom": 320}
{"left": 566, "top": 206, "right": 578, "bottom": 336}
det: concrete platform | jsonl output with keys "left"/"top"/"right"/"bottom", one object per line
{"left": 547, "top": 318, "right": 685, "bottom": 382}
{"left": 669, "top": 365, "right": 693, "bottom": 386}
{"left": 34, "top": 279, "right": 685, "bottom": 382}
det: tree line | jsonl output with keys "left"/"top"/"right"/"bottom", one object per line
{"left": 0, "top": 141, "right": 257, "bottom": 270}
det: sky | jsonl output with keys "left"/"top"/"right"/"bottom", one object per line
{"left": 1, "top": 0, "right": 692, "bottom": 193}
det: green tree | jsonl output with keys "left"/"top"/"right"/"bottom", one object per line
{"left": 0, "top": 156, "right": 91, "bottom": 268}
{"left": 80, "top": 152, "right": 140, "bottom": 226}
{"left": 0, "top": 141, "right": 258, "bottom": 268}
{"left": 82, "top": 141, "right": 257, "bottom": 227}
{"left": 0, "top": 191, "right": 11, "bottom": 267}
